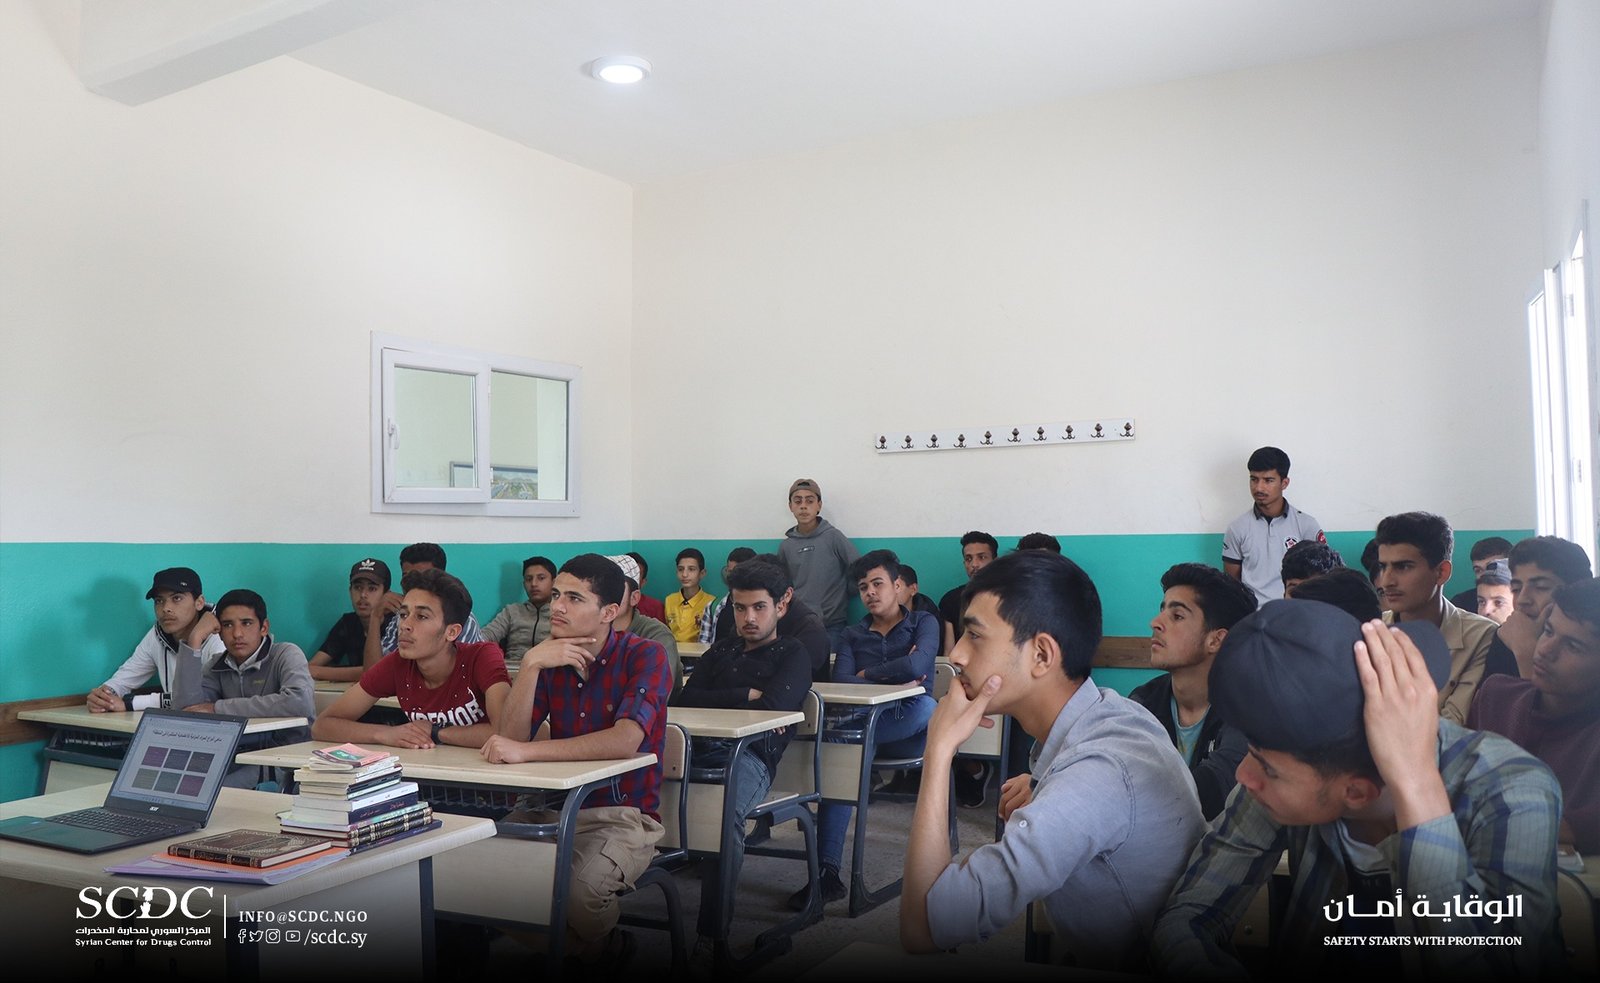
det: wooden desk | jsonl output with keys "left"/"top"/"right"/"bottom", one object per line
{"left": 677, "top": 641, "right": 709, "bottom": 658}
{"left": 667, "top": 706, "right": 803, "bottom": 739}
{"left": 310, "top": 680, "right": 400, "bottom": 715}
{"left": 18, "top": 707, "right": 311, "bottom": 795}
{"left": 809, "top": 682, "right": 922, "bottom": 705}
{"left": 0, "top": 784, "right": 491, "bottom": 980}
{"left": 236, "top": 740, "right": 657, "bottom": 967}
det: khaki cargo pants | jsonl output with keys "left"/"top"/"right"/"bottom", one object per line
{"left": 562, "top": 806, "right": 664, "bottom": 942}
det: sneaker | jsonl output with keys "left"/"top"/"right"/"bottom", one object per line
{"left": 874, "top": 769, "right": 922, "bottom": 795}
{"left": 955, "top": 762, "right": 991, "bottom": 808}
{"left": 786, "top": 865, "right": 846, "bottom": 911}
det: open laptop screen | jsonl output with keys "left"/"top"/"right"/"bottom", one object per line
{"left": 106, "top": 710, "right": 246, "bottom": 814}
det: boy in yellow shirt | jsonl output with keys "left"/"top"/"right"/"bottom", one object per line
{"left": 665, "top": 548, "right": 716, "bottom": 643}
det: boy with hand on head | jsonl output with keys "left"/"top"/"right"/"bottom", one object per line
{"left": 314, "top": 569, "right": 509, "bottom": 750}
{"left": 483, "top": 555, "right": 558, "bottom": 662}
{"left": 780, "top": 478, "right": 861, "bottom": 650}
{"left": 665, "top": 548, "right": 715, "bottom": 644}
{"left": 308, "top": 557, "right": 391, "bottom": 682}
{"left": 88, "top": 567, "right": 224, "bottom": 712}
{"left": 362, "top": 542, "right": 483, "bottom": 671}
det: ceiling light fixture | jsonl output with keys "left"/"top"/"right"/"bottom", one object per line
{"left": 589, "top": 56, "right": 650, "bottom": 85}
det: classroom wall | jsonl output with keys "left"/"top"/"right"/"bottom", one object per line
{"left": 630, "top": 21, "right": 1545, "bottom": 543}
{"left": 1538, "top": 0, "right": 1600, "bottom": 266}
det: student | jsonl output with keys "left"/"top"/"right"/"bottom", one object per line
{"left": 900, "top": 551, "right": 1204, "bottom": 970}
{"left": 1286, "top": 568, "right": 1383, "bottom": 622}
{"left": 314, "top": 569, "right": 510, "bottom": 750}
{"left": 174, "top": 588, "right": 315, "bottom": 780}
{"left": 670, "top": 558, "right": 811, "bottom": 949}
{"left": 779, "top": 478, "right": 861, "bottom": 648}
{"left": 481, "top": 553, "right": 673, "bottom": 970}
{"left": 1152, "top": 600, "right": 1563, "bottom": 977}
{"left": 1222, "top": 446, "right": 1325, "bottom": 606}
{"left": 1373, "top": 511, "right": 1495, "bottom": 724}
{"left": 700, "top": 546, "right": 756, "bottom": 644}
{"left": 1469, "top": 576, "right": 1600, "bottom": 853}
{"left": 1014, "top": 531, "right": 1062, "bottom": 553}
{"left": 308, "top": 557, "right": 392, "bottom": 682}
{"left": 605, "top": 554, "right": 681, "bottom": 692}
{"left": 750, "top": 551, "right": 833, "bottom": 681}
{"left": 938, "top": 530, "right": 998, "bottom": 655}
{"left": 1279, "top": 539, "right": 1342, "bottom": 596}
{"left": 482, "top": 555, "right": 557, "bottom": 662}
{"left": 363, "top": 542, "right": 484, "bottom": 670}
{"left": 664, "top": 547, "right": 715, "bottom": 643}
{"left": 1449, "top": 535, "right": 1514, "bottom": 611}
{"left": 895, "top": 564, "right": 945, "bottom": 632}
{"left": 789, "top": 549, "right": 937, "bottom": 909}
{"left": 1475, "top": 563, "right": 1514, "bottom": 625}
{"left": 628, "top": 551, "right": 667, "bottom": 624}
{"left": 87, "top": 567, "right": 225, "bottom": 712}
{"left": 1485, "top": 535, "right": 1594, "bottom": 679}
{"left": 1129, "top": 563, "right": 1257, "bottom": 819}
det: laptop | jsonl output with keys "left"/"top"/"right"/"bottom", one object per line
{"left": 0, "top": 708, "right": 247, "bottom": 854}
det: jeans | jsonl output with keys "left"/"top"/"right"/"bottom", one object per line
{"left": 816, "top": 693, "right": 936, "bottom": 869}
{"left": 694, "top": 746, "right": 773, "bottom": 936}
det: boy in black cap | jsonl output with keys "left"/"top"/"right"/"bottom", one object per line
{"left": 308, "top": 557, "right": 393, "bottom": 682}
{"left": 87, "top": 567, "right": 224, "bottom": 712}
{"left": 1152, "top": 600, "right": 1563, "bottom": 978}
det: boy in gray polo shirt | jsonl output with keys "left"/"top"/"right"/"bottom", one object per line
{"left": 1222, "top": 446, "right": 1325, "bottom": 606}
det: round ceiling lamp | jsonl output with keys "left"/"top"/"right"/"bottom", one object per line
{"left": 589, "top": 56, "right": 651, "bottom": 85}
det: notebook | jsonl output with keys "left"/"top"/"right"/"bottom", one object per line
{"left": 0, "top": 709, "right": 246, "bottom": 854}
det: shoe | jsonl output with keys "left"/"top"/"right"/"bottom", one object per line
{"left": 874, "top": 769, "right": 922, "bottom": 795}
{"left": 955, "top": 762, "right": 991, "bottom": 808}
{"left": 786, "top": 865, "right": 846, "bottom": 911}
{"left": 689, "top": 935, "right": 719, "bottom": 980}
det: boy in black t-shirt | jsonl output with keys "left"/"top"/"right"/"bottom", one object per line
{"left": 308, "top": 558, "right": 393, "bottom": 682}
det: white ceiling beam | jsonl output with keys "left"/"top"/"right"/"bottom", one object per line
{"left": 79, "top": 0, "right": 416, "bottom": 105}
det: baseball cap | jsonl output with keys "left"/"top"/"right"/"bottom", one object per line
{"left": 146, "top": 567, "right": 202, "bottom": 599}
{"left": 606, "top": 554, "right": 642, "bottom": 586}
{"left": 349, "top": 557, "right": 392, "bottom": 590}
{"left": 788, "top": 478, "right": 822, "bottom": 500}
{"left": 1209, "top": 599, "right": 1452, "bottom": 754}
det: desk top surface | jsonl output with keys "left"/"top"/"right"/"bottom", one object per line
{"left": 19, "top": 706, "right": 309, "bottom": 735}
{"left": 810, "top": 682, "right": 923, "bottom": 705}
{"left": 0, "top": 784, "right": 492, "bottom": 911}
{"left": 677, "top": 642, "right": 709, "bottom": 658}
{"left": 235, "top": 740, "right": 657, "bottom": 791}
{"left": 667, "top": 707, "right": 803, "bottom": 737}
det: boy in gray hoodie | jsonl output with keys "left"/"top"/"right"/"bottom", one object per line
{"left": 780, "top": 478, "right": 861, "bottom": 649}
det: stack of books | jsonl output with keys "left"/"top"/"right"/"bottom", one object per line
{"left": 278, "top": 743, "right": 438, "bottom": 849}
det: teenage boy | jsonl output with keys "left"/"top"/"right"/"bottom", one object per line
{"left": 665, "top": 548, "right": 716, "bottom": 644}
{"left": 788, "top": 549, "right": 937, "bottom": 910}
{"left": 780, "top": 478, "right": 861, "bottom": 648}
{"left": 1470, "top": 576, "right": 1600, "bottom": 853}
{"left": 1374, "top": 511, "right": 1496, "bottom": 723}
{"left": 1152, "top": 600, "right": 1563, "bottom": 978}
{"left": 88, "top": 567, "right": 224, "bottom": 712}
{"left": 900, "top": 551, "right": 1204, "bottom": 970}
{"left": 1014, "top": 532, "right": 1062, "bottom": 553}
{"left": 750, "top": 551, "right": 833, "bottom": 680}
{"left": 700, "top": 547, "right": 757, "bottom": 644}
{"left": 1450, "top": 535, "right": 1514, "bottom": 611}
{"left": 363, "top": 542, "right": 484, "bottom": 670}
{"left": 896, "top": 564, "right": 945, "bottom": 633}
{"left": 481, "top": 554, "right": 673, "bottom": 970}
{"left": 938, "top": 531, "right": 998, "bottom": 655}
{"left": 1286, "top": 568, "right": 1382, "bottom": 622}
{"left": 483, "top": 555, "right": 558, "bottom": 662}
{"left": 1475, "top": 564, "right": 1514, "bottom": 625}
{"left": 314, "top": 569, "right": 510, "bottom": 750}
{"left": 1222, "top": 446, "right": 1325, "bottom": 607}
{"left": 1279, "top": 539, "right": 1342, "bottom": 596}
{"left": 628, "top": 552, "right": 667, "bottom": 624}
{"left": 671, "top": 559, "right": 812, "bottom": 950}
{"left": 1486, "top": 535, "right": 1594, "bottom": 679}
{"left": 606, "top": 554, "right": 681, "bottom": 692}
{"left": 308, "top": 557, "right": 392, "bottom": 682}
{"left": 1129, "top": 563, "right": 1257, "bottom": 819}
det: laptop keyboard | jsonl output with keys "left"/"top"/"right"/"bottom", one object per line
{"left": 53, "top": 809, "right": 186, "bottom": 835}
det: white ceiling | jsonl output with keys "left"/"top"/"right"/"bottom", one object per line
{"left": 291, "top": 0, "right": 1541, "bottom": 185}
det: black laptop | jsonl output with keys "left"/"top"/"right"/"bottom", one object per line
{"left": 0, "top": 708, "right": 247, "bottom": 854}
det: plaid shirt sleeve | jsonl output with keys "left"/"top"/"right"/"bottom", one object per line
{"left": 699, "top": 595, "right": 725, "bottom": 644}
{"left": 614, "top": 636, "right": 672, "bottom": 738}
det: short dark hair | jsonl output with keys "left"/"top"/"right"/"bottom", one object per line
{"left": 751, "top": 552, "right": 784, "bottom": 568}
{"left": 966, "top": 551, "right": 1101, "bottom": 681}
{"left": 960, "top": 530, "right": 1000, "bottom": 555}
{"left": 400, "top": 542, "right": 448, "bottom": 569}
{"left": 626, "top": 551, "right": 649, "bottom": 580}
{"left": 1281, "top": 540, "right": 1343, "bottom": 584}
{"left": 1469, "top": 536, "right": 1514, "bottom": 562}
{"left": 725, "top": 559, "right": 792, "bottom": 603}
{"left": 899, "top": 564, "right": 920, "bottom": 588}
{"left": 559, "top": 553, "right": 627, "bottom": 607}
{"left": 1552, "top": 577, "right": 1600, "bottom": 636}
{"left": 1287, "top": 569, "right": 1382, "bottom": 623}
{"left": 675, "top": 548, "right": 706, "bottom": 570}
{"left": 1014, "top": 532, "right": 1062, "bottom": 554}
{"left": 522, "top": 555, "right": 557, "bottom": 578}
{"left": 1375, "top": 512, "right": 1453, "bottom": 568}
{"left": 1509, "top": 536, "right": 1593, "bottom": 585}
{"left": 400, "top": 568, "right": 473, "bottom": 629}
{"left": 726, "top": 546, "right": 757, "bottom": 565}
{"left": 215, "top": 588, "right": 267, "bottom": 622}
{"left": 1159, "top": 563, "right": 1257, "bottom": 633}
{"left": 849, "top": 549, "right": 902, "bottom": 585}
{"left": 1360, "top": 539, "right": 1380, "bottom": 582}
{"left": 1247, "top": 446, "right": 1290, "bottom": 476}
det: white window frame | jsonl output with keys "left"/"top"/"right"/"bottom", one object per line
{"left": 370, "top": 332, "right": 582, "bottom": 517}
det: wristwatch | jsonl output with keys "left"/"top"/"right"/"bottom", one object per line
{"left": 430, "top": 721, "right": 444, "bottom": 744}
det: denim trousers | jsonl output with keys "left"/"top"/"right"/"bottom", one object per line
{"left": 694, "top": 746, "right": 773, "bottom": 936}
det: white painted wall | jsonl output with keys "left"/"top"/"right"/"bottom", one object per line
{"left": 631, "top": 22, "right": 1545, "bottom": 540}
{"left": 1539, "top": 0, "right": 1600, "bottom": 265}
{"left": 0, "top": 0, "right": 634, "bottom": 543}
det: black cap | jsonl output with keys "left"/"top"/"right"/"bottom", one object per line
{"left": 1209, "top": 599, "right": 1452, "bottom": 754}
{"left": 349, "top": 557, "right": 392, "bottom": 590}
{"left": 146, "top": 567, "right": 202, "bottom": 599}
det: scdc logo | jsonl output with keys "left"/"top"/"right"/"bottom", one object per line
{"left": 77, "top": 886, "right": 215, "bottom": 919}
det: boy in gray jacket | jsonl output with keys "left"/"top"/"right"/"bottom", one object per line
{"left": 780, "top": 478, "right": 860, "bottom": 648}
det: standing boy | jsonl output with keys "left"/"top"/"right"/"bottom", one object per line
{"left": 308, "top": 557, "right": 391, "bottom": 682}
{"left": 88, "top": 567, "right": 224, "bottom": 712}
{"left": 780, "top": 478, "right": 861, "bottom": 648}
{"left": 665, "top": 548, "right": 716, "bottom": 644}
{"left": 1222, "top": 446, "right": 1325, "bottom": 607}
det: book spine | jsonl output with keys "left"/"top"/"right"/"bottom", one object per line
{"left": 346, "top": 811, "right": 435, "bottom": 846}
{"left": 290, "top": 793, "right": 419, "bottom": 825}
{"left": 167, "top": 846, "right": 267, "bottom": 868}
{"left": 345, "top": 820, "right": 441, "bottom": 854}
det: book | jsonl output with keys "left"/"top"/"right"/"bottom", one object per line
{"left": 308, "top": 743, "right": 396, "bottom": 770}
{"left": 166, "top": 829, "right": 333, "bottom": 868}
{"left": 346, "top": 819, "right": 440, "bottom": 854}
{"left": 106, "top": 848, "right": 347, "bottom": 885}
{"left": 293, "top": 760, "right": 402, "bottom": 785}
{"left": 284, "top": 807, "right": 437, "bottom": 847}
{"left": 294, "top": 775, "right": 403, "bottom": 800}
{"left": 288, "top": 782, "right": 419, "bottom": 824}
{"left": 275, "top": 801, "right": 429, "bottom": 834}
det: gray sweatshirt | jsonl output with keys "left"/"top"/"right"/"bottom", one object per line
{"left": 173, "top": 637, "right": 315, "bottom": 742}
{"left": 780, "top": 516, "right": 861, "bottom": 627}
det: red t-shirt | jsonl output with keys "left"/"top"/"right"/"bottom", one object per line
{"left": 360, "top": 641, "right": 510, "bottom": 728}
